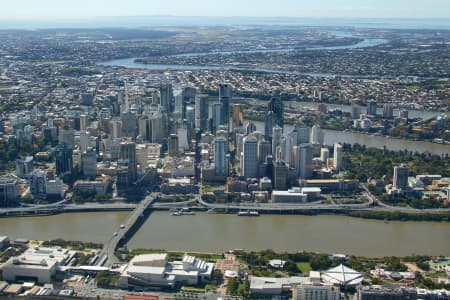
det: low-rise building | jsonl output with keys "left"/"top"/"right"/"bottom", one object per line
{"left": 0, "top": 236, "right": 10, "bottom": 251}
{"left": 161, "top": 178, "right": 197, "bottom": 194}
{"left": 73, "top": 176, "right": 111, "bottom": 195}
{"left": 271, "top": 188, "right": 313, "bottom": 203}
{"left": 249, "top": 276, "right": 310, "bottom": 295}
{"left": 292, "top": 283, "right": 340, "bottom": 300}
{"left": 119, "top": 254, "right": 214, "bottom": 289}
{"left": 2, "top": 247, "right": 75, "bottom": 284}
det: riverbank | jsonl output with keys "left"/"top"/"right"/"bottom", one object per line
{"left": 1, "top": 204, "right": 450, "bottom": 222}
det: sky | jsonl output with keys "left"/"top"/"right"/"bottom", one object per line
{"left": 1, "top": 0, "right": 449, "bottom": 20}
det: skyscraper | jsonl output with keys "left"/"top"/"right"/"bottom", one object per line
{"left": 168, "top": 134, "right": 179, "bottom": 157}
{"left": 272, "top": 125, "right": 283, "bottom": 158}
{"left": 219, "top": 84, "right": 232, "bottom": 130}
{"left": 367, "top": 99, "right": 377, "bottom": 116}
{"left": 293, "top": 144, "right": 313, "bottom": 179}
{"left": 121, "top": 111, "right": 138, "bottom": 138}
{"left": 382, "top": 103, "right": 394, "bottom": 119}
{"left": 273, "top": 161, "right": 288, "bottom": 190}
{"left": 160, "top": 83, "right": 173, "bottom": 113}
{"left": 195, "top": 94, "right": 209, "bottom": 130}
{"left": 258, "top": 140, "right": 272, "bottom": 163}
{"left": 232, "top": 104, "right": 244, "bottom": 130}
{"left": 295, "top": 125, "right": 311, "bottom": 144}
{"left": 214, "top": 137, "right": 227, "bottom": 177}
{"left": 242, "top": 136, "right": 258, "bottom": 178}
{"left": 264, "top": 110, "right": 274, "bottom": 141}
{"left": 55, "top": 143, "right": 73, "bottom": 176}
{"left": 320, "top": 148, "right": 330, "bottom": 164}
{"left": 58, "top": 129, "right": 75, "bottom": 150}
{"left": 333, "top": 143, "right": 343, "bottom": 171}
{"left": 310, "top": 125, "right": 324, "bottom": 145}
{"left": 268, "top": 97, "right": 284, "bottom": 129}
{"left": 393, "top": 164, "right": 409, "bottom": 189}
{"left": 120, "top": 141, "right": 137, "bottom": 183}
{"left": 81, "top": 147, "right": 97, "bottom": 179}
{"left": 211, "top": 102, "right": 223, "bottom": 133}
{"left": 79, "top": 131, "right": 91, "bottom": 153}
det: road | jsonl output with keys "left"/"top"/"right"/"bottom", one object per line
{"left": 97, "top": 194, "right": 156, "bottom": 267}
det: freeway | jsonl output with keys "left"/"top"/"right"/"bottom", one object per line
{"left": 97, "top": 194, "right": 156, "bottom": 267}
{"left": 198, "top": 190, "right": 450, "bottom": 214}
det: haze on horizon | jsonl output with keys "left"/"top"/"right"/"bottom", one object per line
{"left": 1, "top": 0, "right": 450, "bottom": 20}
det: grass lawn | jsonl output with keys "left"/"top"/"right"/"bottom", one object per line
{"left": 297, "top": 262, "right": 312, "bottom": 274}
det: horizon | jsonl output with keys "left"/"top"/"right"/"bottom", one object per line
{"left": 1, "top": 0, "right": 450, "bottom": 20}
{"left": 0, "top": 15, "right": 449, "bottom": 31}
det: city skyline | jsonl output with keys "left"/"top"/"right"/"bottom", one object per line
{"left": 1, "top": 0, "right": 450, "bottom": 20}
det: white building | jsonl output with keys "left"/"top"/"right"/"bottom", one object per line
{"left": 292, "top": 283, "right": 340, "bottom": 300}
{"left": 2, "top": 247, "right": 75, "bottom": 284}
{"left": 119, "top": 254, "right": 214, "bottom": 289}
{"left": 250, "top": 276, "right": 310, "bottom": 295}
{"left": 333, "top": 144, "right": 342, "bottom": 171}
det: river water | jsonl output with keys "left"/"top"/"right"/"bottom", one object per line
{"left": 98, "top": 35, "right": 388, "bottom": 78}
{"left": 251, "top": 121, "right": 449, "bottom": 156}
{"left": 1, "top": 212, "right": 449, "bottom": 257}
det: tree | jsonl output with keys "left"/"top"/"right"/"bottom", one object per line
{"left": 283, "top": 261, "right": 300, "bottom": 274}
{"left": 227, "top": 278, "right": 239, "bottom": 295}
{"left": 310, "top": 254, "right": 331, "bottom": 270}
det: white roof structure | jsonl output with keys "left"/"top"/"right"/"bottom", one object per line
{"left": 250, "top": 276, "right": 310, "bottom": 294}
{"left": 224, "top": 270, "right": 239, "bottom": 278}
{"left": 322, "top": 264, "right": 363, "bottom": 286}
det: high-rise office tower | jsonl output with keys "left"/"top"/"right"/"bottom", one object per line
{"left": 273, "top": 161, "right": 288, "bottom": 190}
{"left": 214, "top": 137, "right": 227, "bottom": 177}
{"left": 211, "top": 102, "right": 223, "bottom": 133}
{"left": 138, "top": 117, "right": 151, "bottom": 142}
{"left": 168, "top": 134, "right": 179, "bottom": 157}
{"left": 268, "top": 97, "right": 284, "bottom": 129}
{"left": 242, "top": 136, "right": 258, "bottom": 178}
{"left": 79, "top": 131, "right": 91, "bottom": 153}
{"left": 29, "top": 170, "right": 47, "bottom": 198}
{"left": 59, "top": 129, "right": 75, "bottom": 150}
{"left": 160, "top": 83, "right": 173, "bottom": 113}
{"left": 80, "top": 114, "right": 88, "bottom": 132}
{"left": 393, "top": 164, "right": 409, "bottom": 189}
{"left": 177, "top": 127, "right": 189, "bottom": 151}
{"left": 150, "top": 113, "right": 167, "bottom": 144}
{"left": 232, "top": 104, "right": 244, "bottom": 130}
{"left": 367, "top": 99, "right": 377, "bottom": 116}
{"left": 195, "top": 94, "right": 209, "bottom": 130}
{"left": 292, "top": 144, "right": 313, "bottom": 179}
{"left": 383, "top": 103, "right": 394, "bottom": 119}
{"left": 111, "top": 120, "right": 122, "bottom": 140}
{"left": 258, "top": 140, "right": 272, "bottom": 163}
{"left": 16, "top": 156, "right": 33, "bottom": 178}
{"left": 310, "top": 125, "right": 324, "bottom": 145}
{"left": 272, "top": 125, "right": 283, "bottom": 158}
{"left": 55, "top": 143, "right": 73, "bottom": 176}
{"left": 174, "top": 88, "right": 183, "bottom": 115}
{"left": 320, "top": 148, "right": 330, "bottom": 164}
{"left": 333, "top": 143, "right": 343, "bottom": 171}
{"left": 295, "top": 125, "right": 311, "bottom": 144}
{"left": 219, "top": 84, "right": 232, "bottom": 130}
{"left": 120, "top": 141, "right": 137, "bottom": 183}
{"left": 121, "top": 111, "right": 138, "bottom": 138}
{"left": 351, "top": 99, "right": 361, "bottom": 119}
{"left": 81, "top": 147, "right": 97, "bottom": 179}
{"left": 264, "top": 110, "right": 274, "bottom": 141}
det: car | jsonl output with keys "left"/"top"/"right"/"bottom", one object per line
{"left": 113, "top": 232, "right": 118, "bottom": 236}
{"left": 120, "top": 224, "right": 125, "bottom": 229}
